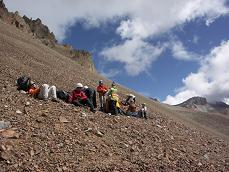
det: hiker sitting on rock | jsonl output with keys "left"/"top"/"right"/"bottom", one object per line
{"left": 97, "top": 80, "right": 108, "bottom": 111}
{"left": 16, "top": 76, "right": 59, "bottom": 102}
{"left": 126, "top": 100, "right": 138, "bottom": 117}
{"left": 83, "top": 85, "right": 97, "bottom": 109}
{"left": 138, "top": 103, "right": 147, "bottom": 119}
{"left": 106, "top": 81, "right": 123, "bottom": 115}
{"left": 122, "top": 94, "right": 136, "bottom": 106}
{"left": 68, "top": 83, "right": 96, "bottom": 113}
{"left": 126, "top": 101, "right": 147, "bottom": 119}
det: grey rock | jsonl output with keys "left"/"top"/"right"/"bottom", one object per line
{"left": 0, "top": 121, "right": 11, "bottom": 130}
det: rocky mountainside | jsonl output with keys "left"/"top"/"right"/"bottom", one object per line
{"left": 176, "top": 96, "right": 229, "bottom": 115}
{"left": 0, "top": 0, "right": 95, "bottom": 72}
{"left": 0, "top": 1, "right": 229, "bottom": 171}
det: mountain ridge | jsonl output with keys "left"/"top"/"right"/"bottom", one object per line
{"left": 176, "top": 96, "right": 229, "bottom": 115}
{"left": 0, "top": 0, "right": 95, "bottom": 72}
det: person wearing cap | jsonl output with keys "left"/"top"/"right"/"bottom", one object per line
{"left": 83, "top": 85, "right": 97, "bottom": 108}
{"left": 68, "top": 83, "right": 96, "bottom": 113}
{"left": 96, "top": 80, "right": 108, "bottom": 111}
{"left": 106, "top": 81, "right": 120, "bottom": 115}
{"left": 138, "top": 103, "right": 147, "bottom": 119}
{"left": 122, "top": 94, "right": 136, "bottom": 106}
{"left": 26, "top": 80, "right": 59, "bottom": 102}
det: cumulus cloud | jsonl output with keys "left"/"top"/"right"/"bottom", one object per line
{"left": 164, "top": 40, "right": 229, "bottom": 105}
{"left": 5, "top": 0, "right": 229, "bottom": 40}
{"left": 100, "top": 38, "right": 164, "bottom": 76}
{"left": 170, "top": 39, "right": 199, "bottom": 61}
{"left": 5, "top": 0, "right": 229, "bottom": 75}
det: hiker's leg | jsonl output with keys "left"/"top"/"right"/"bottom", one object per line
{"left": 143, "top": 111, "right": 147, "bottom": 119}
{"left": 73, "top": 99, "right": 84, "bottom": 107}
{"left": 138, "top": 110, "right": 143, "bottom": 118}
{"left": 48, "top": 85, "right": 57, "bottom": 100}
{"left": 119, "top": 108, "right": 126, "bottom": 116}
{"left": 102, "top": 95, "right": 106, "bottom": 105}
{"left": 88, "top": 94, "right": 93, "bottom": 106}
{"left": 82, "top": 99, "right": 94, "bottom": 111}
{"left": 105, "top": 99, "right": 110, "bottom": 113}
{"left": 93, "top": 91, "right": 97, "bottom": 108}
{"left": 99, "top": 95, "right": 102, "bottom": 107}
{"left": 38, "top": 84, "right": 49, "bottom": 100}
{"left": 110, "top": 100, "right": 118, "bottom": 115}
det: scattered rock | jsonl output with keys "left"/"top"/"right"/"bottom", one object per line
{"left": 95, "top": 130, "right": 104, "bottom": 137}
{"left": 156, "top": 124, "right": 162, "bottom": 128}
{"left": 204, "top": 154, "right": 209, "bottom": 160}
{"left": 35, "top": 118, "right": 43, "bottom": 123}
{"left": 0, "top": 129, "right": 19, "bottom": 139}
{"left": 25, "top": 101, "right": 30, "bottom": 106}
{"left": 59, "top": 116, "right": 70, "bottom": 123}
{"left": 84, "top": 128, "right": 93, "bottom": 133}
{"left": 81, "top": 112, "right": 87, "bottom": 117}
{"left": 198, "top": 162, "right": 202, "bottom": 166}
{"left": 0, "top": 151, "right": 10, "bottom": 161}
{"left": 0, "top": 121, "right": 11, "bottom": 130}
{"left": 30, "top": 149, "right": 35, "bottom": 156}
{"left": 16, "top": 110, "right": 22, "bottom": 114}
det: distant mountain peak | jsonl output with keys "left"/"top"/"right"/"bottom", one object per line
{"left": 176, "top": 96, "right": 207, "bottom": 107}
{"left": 176, "top": 96, "right": 229, "bottom": 115}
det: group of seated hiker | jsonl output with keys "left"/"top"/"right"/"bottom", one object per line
{"left": 16, "top": 76, "right": 147, "bottom": 118}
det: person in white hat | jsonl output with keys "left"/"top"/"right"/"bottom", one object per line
{"left": 68, "top": 83, "right": 96, "bottom": 113}
{"left": 122, "top": 94, "right": 136, "bottom": 106}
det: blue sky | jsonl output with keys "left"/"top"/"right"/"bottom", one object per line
{"left": 63, "top": 13, "right": 229, "bottom": 102}
{"left": 5, "top": 0, "right": 229, "bottom": 104}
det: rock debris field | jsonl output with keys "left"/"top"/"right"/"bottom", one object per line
{"left": 0, "top": 21, "right": 229, "bottom": 172}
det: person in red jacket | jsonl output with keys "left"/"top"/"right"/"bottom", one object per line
{"left": 69, "top": 83, "right": 96, "bottom": 113}
{"left": 97, "top": 80, "right": 108, "bottom": 111}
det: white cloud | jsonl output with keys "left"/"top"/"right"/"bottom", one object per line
{"left": 99, "top": 68, "right": 121, "bottom": 78}
{"left": 5, "top": 0, "right": 229, "bottom": 41}
{"left": 100, "top": 38, "right": 164, "bottom": 76}
{"left": 164, "top": 40, "right": 229, "bottom": 105}
{"left": 170, "top": 39, "right": 198, "bottom": 61}
{"left": 4, "top": 0, "right": 229, "bottom": 76}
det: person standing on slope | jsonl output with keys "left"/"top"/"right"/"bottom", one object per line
{"left": 106, "top": 81, "right": 120, "bottom": 115}
{"left": 97, "top": 80, "right": 108, "bottom": 111}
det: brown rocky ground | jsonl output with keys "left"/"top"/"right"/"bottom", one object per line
{"left": 0, "top": 20, "right": 229, "bottom": 172}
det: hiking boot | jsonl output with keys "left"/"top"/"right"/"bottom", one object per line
{"left": 99, "top": 107, "right": 104, "bottom": 111}
{"left": 90, "top": 109, "right": 96, "bottom": 113}
{"left": 52, "top": 98, "right": 60, "bottom": 103}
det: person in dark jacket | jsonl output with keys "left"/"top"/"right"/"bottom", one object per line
{"left": 83, "top": 86, "right": 97, "bottom": 108}
{"left": 68, "top": 83, "right": 96, "bottom": 113}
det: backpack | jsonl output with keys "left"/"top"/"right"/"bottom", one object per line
{"left": 56, "top": 90, "right": 69, "bottom": 102}
{"left": 16, "top": 76, "right": 31, "bottom": 91}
